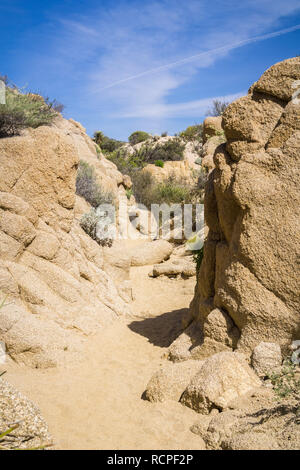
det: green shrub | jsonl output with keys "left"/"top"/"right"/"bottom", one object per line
{"left": 268, "top": 358, "right": 300, "bottom": 400}
{"left": 0, "top": 87, "right": 60, "bottom": 138}
{"left": 154, "top": 160, "right": 164, "bottom": 168}
{"left": 161, "top": 131, "right": 168, "bottom": 137}
{"left": 107, "top": 138, "right": 185, "bottom": 177}
{"left": 126, "top": 188, "right": 133, "bottom": 200}
{"left": 94, "top": 131, "right": 124, "bottom": 153}
{"left": 149, "top": 138, "right": 185, "bottom": 162}
{"left": 154, "top": 178, "right": 192, "bottom": 205}
{"left": 193, "top": 247, "right": 204, "bottom": 274}
{"left": 130, "top": 138, "right": 185, "bottom": 165}
{"left": 132, "top": 171, "right": 193, "bottom": 209}
{"left": 107, "top": 147, "right": 146, "bottom": 175}
{"left": 179, "top": 124, "right": 203, "bottom": 142}
{"left": 76, "top": 161, "right": 114, "bottom": 208}
{"left": 128, "top": 130, "right": 151, "bottom": 145}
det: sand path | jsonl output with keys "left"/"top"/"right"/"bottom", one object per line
{"left": 5, "top": 266, "right": 204, "bottom": 450}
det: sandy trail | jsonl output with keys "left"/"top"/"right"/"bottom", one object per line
{"left": 5, "top": 266, "right": 203, "bottom": 450}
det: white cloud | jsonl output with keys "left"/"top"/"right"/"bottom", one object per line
{"left": 116, "top": 92, "right": 245, "bottom": 118}
{"left": 26, "top": 0, "right": 300, "bottom": 129}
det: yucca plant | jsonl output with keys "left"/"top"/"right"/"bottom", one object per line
{"left": 0, "top": 423, "right": 51, "bottom": 450}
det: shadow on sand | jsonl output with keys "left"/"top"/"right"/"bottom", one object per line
{"left": 128, "top": 308, "right": 188, "bottom": 348}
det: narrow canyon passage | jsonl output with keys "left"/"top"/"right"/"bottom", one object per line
{"left": 5, "top": 266, "right": 204, "bottom": 450}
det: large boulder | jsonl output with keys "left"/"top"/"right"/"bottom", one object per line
{"left": 143, "top": 360, "right": 204, "bottom": 403}
{"left": 150, "top": 257, "right": 196, "bottom": 279}
{"left": 142, "top": 160, "right": 194, "bottom": 185}
{"left": 191, "top": 385, "right": 300, "bottom": 450}
{"left": 130, "top": 240, "right": 173, "bottom": 266}
{"left": 171, "top": 58, "right": 300, "bottom": 360}
{"left": 201, "top": 135, "right": 226, "bottom": 173}
{"left": 0, "top": 121, "right": 131, "bottom": 368}
{"left": 180, "top": 351, "right": 261, "bottom": 414}
{"left": 53, "top": 117, "right": 125, "bottom": 198}
{"left": 202, "top": 116, "right": 223, "bottom": 144}
{"left": 0, "top": 378, "right": 52, "bottom": 449}
{"left": 251, "top": 342, "right": 282, "bottom": 378}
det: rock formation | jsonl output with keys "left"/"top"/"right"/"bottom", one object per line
{"left": 170, "top": 57, "right": 300, "bottom": 360}
{"left": 0, "top": 377, "right": 52, "bottom": 449}
{"left": 0, "top": 117, "right": 132, "bottom": 368}
{"left": 201, "top": 117, "right": 225, "bottom": 173}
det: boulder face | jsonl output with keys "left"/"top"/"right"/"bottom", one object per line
{"left": 0, "top": 119, "right": 131, "bottom": 368}
{"left": 0, "top": 378, "right": 52, "bottom": 449}
{"left": 180, "top": 352, "right": 261, "bottom": 414}
{"left": 177, "top": 58, "right": 300, "bottom": 358}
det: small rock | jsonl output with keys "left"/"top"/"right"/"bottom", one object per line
{"left": 251, "top": 342, "right": 282, "bottom": 378}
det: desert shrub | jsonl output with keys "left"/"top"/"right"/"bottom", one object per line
{"left": 148, "top": 138, "right": 185, "bottom": 162}
{"left": 154, "top": 159, "right": 164, "bottom": 168}
{"left": 76, "top": 161, "right": 114, "bottom": 208}
{"left": 161, "top": 131, "right": 168, "bottom": 137}
{"left": 179, "top": 124, "right": 203, "bottom": 142}
{"left": 268, "top": 358, "right": 300, "bottom": 400}
{"left": 206, "top": 99, "right": 229, "bottom": 117}
{"left": 128, "top": 130, "right": 151, "bottom": 145}
{"left": 107, "top": 138, "right": 185, "bottom": 177}
{"left": 131, "top": 171, "right": 154, "bottom": 208}
{"left": 94, "top": 131, "right": 124, "bottom": 153}
{"left": 129, "top": 138, "right": 185, "bottom": 164}
{"left": 107, "top": 147, "right": 146, "bottom": 175}
{"left": 0, "top": 87, "right": 61, "bottom": 138}
{"left": 153, "top": 178, "right": 192, "bottom": 205}
{"left": 132, "top": 171, "right": 193, "bottom": 209}
{"left": 80, "top": 208, "right": 114, "bottom": 247}
{"left": 195, "top": 168, "right": 208, "bottom": 191}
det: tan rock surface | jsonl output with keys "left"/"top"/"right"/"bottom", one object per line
{"left": 251, "top": 342, "right": 282, "bottom": 378}
{"left": 171, "top": 58, "right": 300, "bottom": 361}
{"left": 144, "top": 360, "right": 204, "bottom": 403}
{"left": 130, "top": 240, "right": 173, "bottom": 266}
{"left": 203, "top": 116, "right": 223, "bottom": 144}
{"left": 0, "top": 122, "right": 131, "bottom": 368}
{"left": 0, "top": 378, "right": 52, "bottom": 449}
{"left": 180, "top": 351, "right": 261, "bottom": 414}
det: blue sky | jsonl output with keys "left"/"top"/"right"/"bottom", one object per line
{"left": 1, "top": 0, "right": 300, "bottom": 140}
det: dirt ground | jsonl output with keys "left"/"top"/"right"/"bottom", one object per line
{"left": 4, "top": 266, "right": 206, "bottom": 450}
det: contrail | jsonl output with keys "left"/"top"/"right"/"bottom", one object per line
{"left": 101, "top": 24, "right": 300, "bottom": 90}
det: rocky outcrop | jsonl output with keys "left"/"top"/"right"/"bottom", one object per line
{"left": 0, "top": 119, "right": 131, "bottom": 368}
{"left": 180, "top": 352, "right": 261, "bottom": 414}
{"left": 201, "top": 135, "right": 226, "bottom": 173}
{"left": 191, "top": 387, "right": 300, "bottom": 450}
{"left": 141, "top": 160, "right": 195, "bottom": 185}
{"left": 251, "top": 342, "right": 282, "bottom": 378}
{"left": 130, "top": 240, "right": 173, "bottom": 266}
{"left": 144, "top": 360, "right": 204, "bottom": 403}
{"left": 54, "top": 117, "right": 125, "bottom": 199}
{"left": 202, "top": 116, "right": 223, "bottom": 144}
{"left": 149, "top": 246, "right": 196, "bottom": 279}
{"left": 171, "top": 57, "right": 300, "bottom": 360}
{"left": 0, "top": 378, "right": 52, "bottom": 449}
